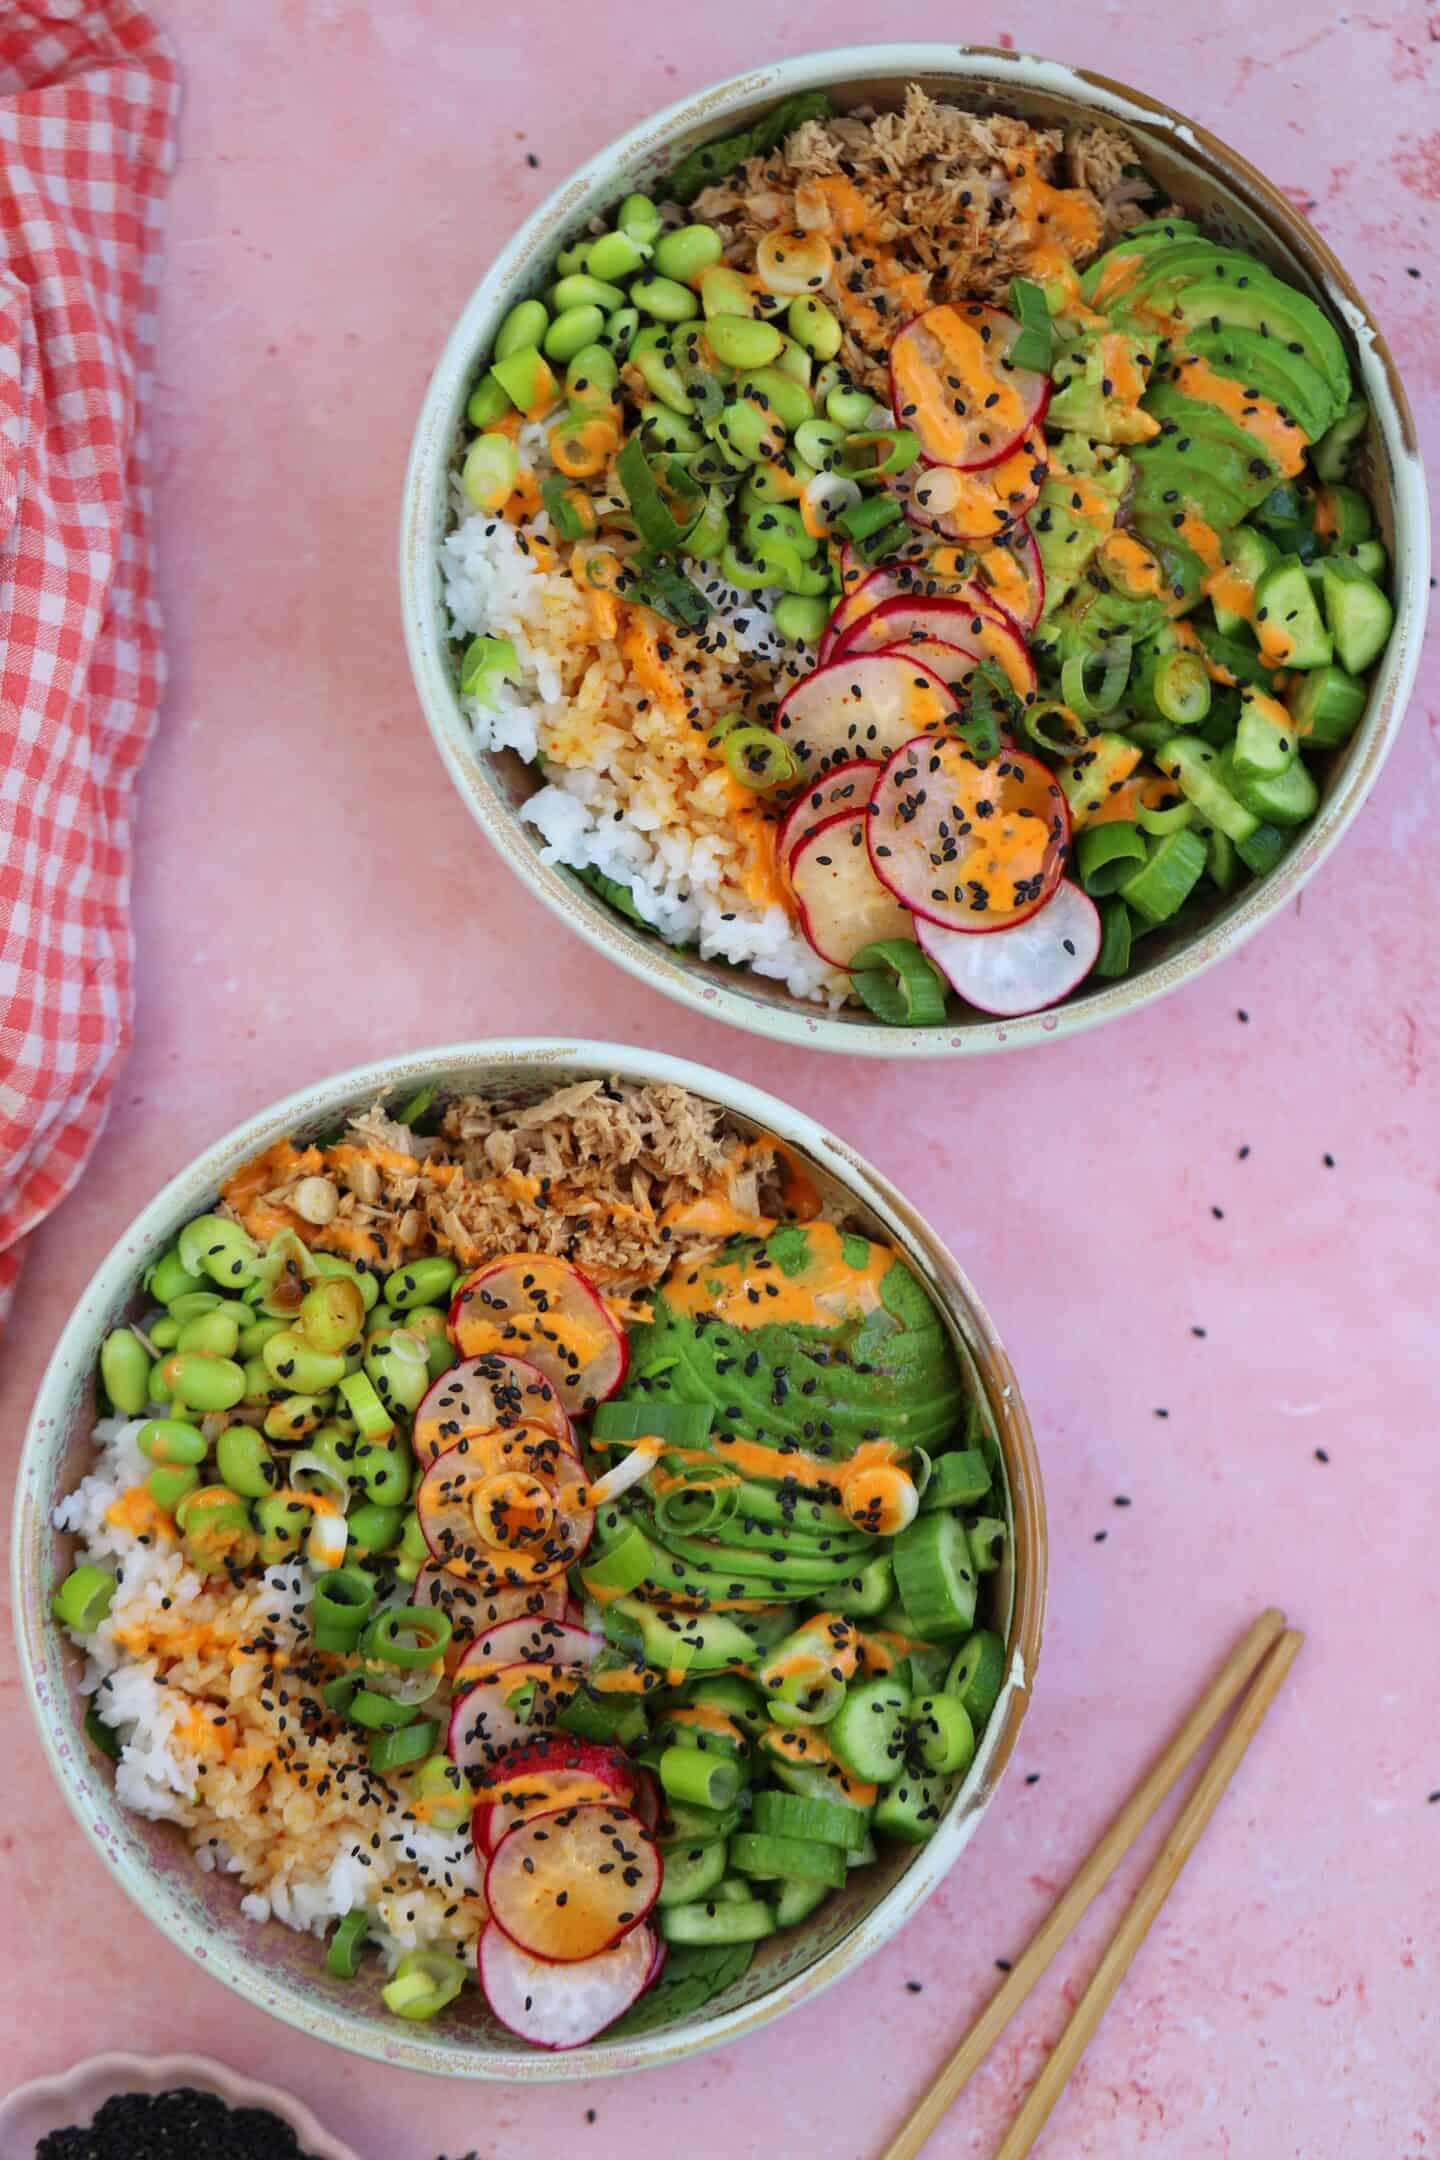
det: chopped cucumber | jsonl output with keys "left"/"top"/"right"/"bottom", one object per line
{"left": 827, "top": 1674, "right": 911, "bottom": 1785}
{"left": 1319, "top": 558, "right": 1393, "bottom": 674}
{"left": 656, "top": 1838, "right": 730, "bottom": 1908}
{"left": 874, "top": 1773, "right": 949, "bottom": 1845}
{"left": 966, "top": 1517, "right": 1007, "bottom": 1576}
{"left": 1156, "top": 737, "right": 1261, "bottom": 846}
{"left": 729, "top": 1830, "right": 848, "bottom": 1888}
{"left": 1311, "top": 397, "right": 1367, "bottom": 484}
{"left": 774, "top": 1876, "right": 830, "bottom": 1928}
{"left": 1221, "top": 746, "right": 1319, "bottom": 828}
{"left": 1211, "top": 527, "right": 1277, "bottom": 639}
{"left": 945, "top": 1629, "right": 1007, "bottom": 1725}
{"left": 1254, "top": 556, "right": 1332, "bottom": 670}
{"left": 1288, "top": 664, "right": 1368, "bottom": 749}
{"left": 659, "top": 1897, "right": 776, "bottom": 1946}
{"left": 892, "top": 1512, "right": 978, "bottom": 1639}
{"left": 1232, "top": 688, "right": 1299, "bottom": 782}
{"left": 920, "top": 1449, "right": 991, "bottom": 1511}
{"left": 751, "top": 1790, "right": 872, "bottom": 1850}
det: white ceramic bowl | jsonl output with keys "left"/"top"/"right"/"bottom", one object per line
{"left": 15, "top": 1039, "right": 1046, "bottom": 2079}
{"left": 401, "top": 45, "right": 1428, "bottom": 1057}
{"left": 0, "top": 2053, "right": 357, "bottom": 2160}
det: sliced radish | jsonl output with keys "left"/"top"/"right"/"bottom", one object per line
{"left": 644, "top": 1928, "right": 668, "bottom": 1989}
{"left": 633, "top": 1767, "right": 661, "bottom": 1833}
{"left": 416, "top": 1428, "right": 592, "bottom": 1588}
{"left": 973, "top": 521, "right": 1044, "bottom": 633}
{"left": 838, "top": 594, "right": 1037, "bottom": 701}
{"left": 448, "top": 1255, "right": 627, "bottom": 1413}
{"left": 455, "top": 1617, "right": 604, "bottom": 1685}
{"left": 890, "top": 303, "right": 1051, "bottom": 470}
{"left": 411, "top": 1567, "right": 567, "bottom": 1666}
{"left": 915, "top": 881, "right": 1101, "bottom": 1013}
{"left": 475, "top": 1736, "right": 639, "bottom": 1852}
{"left": 413, "top": 1353, "right": 571, "bottom": 1467}
{"left": 893, "top": 432, "right": 1047, "bottom": 544}
{"left": 777, "top": 760, "right": 883, "bottom": 869}
{"left": 867, "top": 736, "right": 1070, "bottom": 934}
{"left": 791, "top": 809, "right": 916, "bottom": 968}
{"left": 818, "top": 567, "right": 905, "bottom": 662}
{"left": 447, "top": 1658, "right": 585, "bottom": 1774}
{"left": 773, "top": 651, "right": 960, "bottom": 783}
{"left": 866, "top": 637, "right": 979, "bottom": 691}
{"left": 479, "top": 1920, "right": 654, "bottom": 2049}
{"left": 486, "top": 1802, "right": 661, "bottom": 1963}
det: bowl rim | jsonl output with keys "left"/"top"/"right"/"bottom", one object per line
{"left": 14, "top": 1036, "right": 1047, "bottom": 2080}
{"left": 400, "top": 41, "right": 1429, "bottom": 1058}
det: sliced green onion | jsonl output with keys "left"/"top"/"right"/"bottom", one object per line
{"left": 582, "top": 1524, "right": 656, "bottom": 1594}
{"left": 321, "top": 1671, "right": 361, "bottom": 1716}
{"left": 84, "top": 1705, "right": 122, "bottom": 1760}
{"left": 1076, "top": 820, "right": 1146, "bottom": 896}
{"left": 1007, "top": 276, "right": 1053, "bottom": 373}
{"left": 461, "top": 431, "right": 519, "bottom": 512}
{"left": 621, "top": 557, "right": 711, "bottom": 631}
{"left": 362, "top": 1605, "right": 453, "bottom": 1669}
{"left": 1135, "top": 792, "right": 1196, "bottom": 837}
{"left": 659, "top": 1741, "right": 741, "bottom": 1812}
{"left": 381, "top": 1948, "right": 466, "bottom": 2022}
{"left": 849, "top": 939, "right": 948, "bottom": 1025}
{"left": 653, "top": 1480, "right": 740, "bottom": 1537}
{"left": 392, "top": 1084, "right": 435, "bottom": 1129}
{"left": 370, "top": 1717, "right": 439, "bottom": 1773}
{"left": 349, "top": 1686, "right": 421, "bottom": 1732}
{"left": 617, "top": 436, "right": 692, "bottom": 551}
{"left": 1149, "top": 648, "right": 1212, "bottom": 727}
{"left": 592, "top": 1400, "right": 714, "bottom": 1450}
{"left": 837, "top": 491, "right": 905, "bottom": 545}
{"left": 833, "top": 428, "right": 921, "bottom": 481}
{"left": 540, "top": 473, "right": 589, "bottom": 541}
{"left": 326, "top": 1908, "right": 371, "bottom": 1979}
{"left": 1095, "top": 896, "right": 1133, "bottom": 977}
{"left": 722, "top": 725, "right": 800, "bottom": 795}
{"left": 1021, "top": 699, "right": 1097, "bottom": 757}
{"left": 311, "top": 1565, "right": 375, "bottom": 1649}
{"left": 1061, "top": 637, "right": 1132, "bottom": 721}
{"left": 957, "top": 663, "right": 1014, "bottom": 761}
{"left": 337, "top": 1370, "right": 394, "bottom": 1442}
{"left": 1118, "top": 826, "right": 1209, "bottom": 925}
{"left": 53, "top": 1564, "right": 116, "bottom": 1634}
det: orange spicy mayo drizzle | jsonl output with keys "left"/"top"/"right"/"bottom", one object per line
{"left": 1169, "top": 356, "right": 1308, "bottom": 479}
{"left": 663, "top": 1218, "right": 890, "bottom": 1334}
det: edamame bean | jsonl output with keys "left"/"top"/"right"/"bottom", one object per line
{"left": 177, "top": 1214, "right": 262, "bottom": 1290}
{"left": 554, "top": 240, "right": 590, "bottom": 277}
{"left": 462, "top": 431, "right": 520, "bottom": 512}
{"left": 299, "top": 1276, "right": 367, "bottom": 1356}
{"left": 698, "top": 265, "right": 754, "bottom": 322}
{"left": 633, "top": 345, "right": 694, "bottom": 416}
{"left": 654, "top": 223, "right": 723, "bottom": 283}
{"left": 148, "top": 1359, "right": 172, "bottom": 1401}
{"left": 147, "top": 1248, "right": 205, "bottom": 1304}
{"left": 167, "top": 1290, "right": 225, "bottom": 1323}
{"left": 398, "top": 1306, "right": 458, "bottom": 1381}
{"left": 216, "top": 1424, "right": 278, "bottom": 1500}
{"left": 746, "top": 454, "right": 817, "bottom": 503}
{"left": 631, "top": 274, "right": 699, "bottom": 323}
{"left": 148, "top": 1315, "right": 181, "bottom": 1350}
{"left": 772, "top": 337, "right": 813, "bottom": 390}
{"left": 242, "top": 1354, "right": 284, "bottom": 1404}
{"left": 160, "top": 1352, "right": 247, "bottom": 1414}
{"left": 813, "top": 360, "right": 847, "bottom": 404}
{"left": 239, "top": 1312, "right": 289, "bottom": 1358}
{"left": 639, "top": 402, "right": 704, "bottom": 454}
{"left": 264, "top": 1394, "right": 329, "bottom": 1443}
{"left": 348, "top": 1501, "right": 404, "bottom": 1554}
{"left": 100, "top": 1328, "right": 151, "bottom": 1416}
{"left": 706, "top": 316, "right": 783, "bottom": 371}
{"left": 147, "top": 1464, "right": 201, "bottom": 1513}
{"left": 795, "top": 417, "right": 846, "bottom": 469}
{"left": 787, "top": 294, "right": 842, "bottom": 360}
{"left": 585, "top": 228, "right": 650, "bottom": 280}
{"left": 683, "top": 486, "right": 730, "bottom": 560}
{"left": 466, "top": 373, "right": 513, "bottom": 428}
{"left": 490, "top": 346, "right": 555, "bottom": 414}
{"left": 737, "top": 366, "right": 813, "bottom": 430}
{"left": 256, "top": 1493, "right": 312, "bottom": 1565}
{"left": 551, "top": 272, "right": 626, "bottom": 313}
{"left": 177, "top": 1308, "right": 242, "bottom": 1359}
{"left": 365, "top": 1329, "right": 430, "bottom": 1415}
{"left": 618, "top": 193, "right": 661, "bottom": 244}
{"left": 311, "top": 1251, "right": 380, "bottom": 1313}
{"left": 543, "top": 304, "right": 607, "bottom": 363}
{"left": 137, "top": 1418, "right": 207, "bottom": 1466}
{"left": 495, "top": 297, "right": 549, "bottom": 361}
{"left": 596, "top": 305, "right": 639, "bottom": 359}
{"left": 384, "top": 1256, "right": 460, "bottom": 1312}
{"left": 826, "top": 384, "right": 879, "bottom": 429}
{"left": 774, "top": 593, "right": 832, "bottom": 646}
{"left": 718, "top": 397, "right": 786, "bottom": 464}
{"left": 744, "top": 500, "right": 818, "bottom": 559}
{"left": 350, "top": 1438, "right": 411, "bottom": 1507}
{"left": 177, "top": 1485, "right": 256, "bottom": 1575}
{"left": 263, "top": 1329, "right": 348, "bottom": 1395}
{"left": 564, "top": 344, "right": 619, "bottom": 408}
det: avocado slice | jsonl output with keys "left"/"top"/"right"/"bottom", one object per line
{"left": 1129, "top": 444, "right": 1251, "bottom": 532}
{"left": 1111, "top": 240, "right": 1276, "bottom": 319}
{"left": 1169, "top": 324, "right": 1338, "bottom": 443}
{"left": 1078, "top": 218, "right": 1199, "bottom": 301}
{"left": 1043, "top": 580, "right": 1172, "bottom": 667}
{"left": 1032, "top": 434, "right": 1130, "bottom": 619}
{"left": 1138, "top": 385, "right": 1281, "bottom": 509}
{"left": 1047, "top": 330, "right": 1158, "bottom": 444}
{"left": 1169, "top": 276, "right": 1351, "bottom": 413}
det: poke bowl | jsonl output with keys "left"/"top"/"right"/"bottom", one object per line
{"left": 401, "top": 45, "right": 1427, "bottom": 1055}
{"left": 15, "top": 1039, "right": 1046, "bottom": 2079}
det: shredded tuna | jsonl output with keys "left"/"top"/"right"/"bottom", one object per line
{"left": 693, "top": 86, "right": 1150, "bottom": 394}
{"left": 220, "top": 1079, "right": 794, "bottom": 1293}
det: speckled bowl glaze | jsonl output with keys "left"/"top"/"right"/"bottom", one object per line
{"left": 0, "top": 2054, "right": 358, "bottom": 2160}
{"left": 401, "top": 45, "right": 1428, "bottom": 1057}
{"left": 15, "top": 1040, "right": 1046, "bottom": 2080}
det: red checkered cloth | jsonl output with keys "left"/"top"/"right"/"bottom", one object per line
{"left": 0, "top": 0, "right": 177, "bottom": 1321}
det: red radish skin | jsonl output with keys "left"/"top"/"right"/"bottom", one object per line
{"left": 644, "top": 1929, "right": 668, "bottom": 1989}
{"left": 773, "top": 651, "right": 960, "bottom": 781}
{"left": 485, "top": 1802, "right": 661, "bottom": 1963}
{"left": 893, "top": 432, "right": 1048, "bottom": 544}
{"left": 454, "top": 1617, "right": 604, "bottom": 1685}
{"left": 447, "top": 1658, "right": 586, "bottom": 1774}
{"left": 818, "top": 567, "right": 904, "bottom": 661}
{"left": 777, "top": 760, "right": 882, "bottom": 870}
{"left": 475, "top": 1735, "right": 640, "bottom": 1851}
{"left": 865, "top": 637, "right": 979, "bottom": 691}
{"left": 448, "top": 1254, "right": 627, "bottom": 1412}
{"left": 410, "top": 1567, "right": 566, "bottom": 1657}
{"left": 479, "top": 1921, "right": 655, "bottom": 2049}
{"left": 890, "top": 303, "right": 1051, "bottom": 470}
{"left": 867, "top": 735, "right": 1070, "bottom": 934}
{"left": 413, "top": 1353, "right": 570, "bottom": 1466}
{"left": 837, "top": 593, "right": 1037, "bottom": 700}
{"left": 914, "top": 880, "right": 1101, "bottom": 1013}
{"left": 973, "top": 521, "right": 1045, "bottom": 633}
{"left": 791, "top": 809, "right": 916, "bottom": 968}
{"left": 416, "top": 1427, "right": 592, "bottom": 1589}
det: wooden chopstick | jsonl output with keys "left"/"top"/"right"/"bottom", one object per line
{"left": 993, "top": 1626, "right": 1302, "bottom": 2159}
{"left": 879, "top": 1607, "right": 1290, "bottom": 2160}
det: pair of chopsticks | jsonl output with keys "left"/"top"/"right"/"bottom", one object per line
{"left": 882, "top": 1608, "right": 1301, "bottom": 2160}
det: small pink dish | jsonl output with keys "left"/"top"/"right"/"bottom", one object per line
{"left": 0, "top": 2054, "right": 358, "bottom": 2160}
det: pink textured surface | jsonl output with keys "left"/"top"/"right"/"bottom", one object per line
{"left": 2, "top": 5, "right": 1437, "bottom": 2155}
